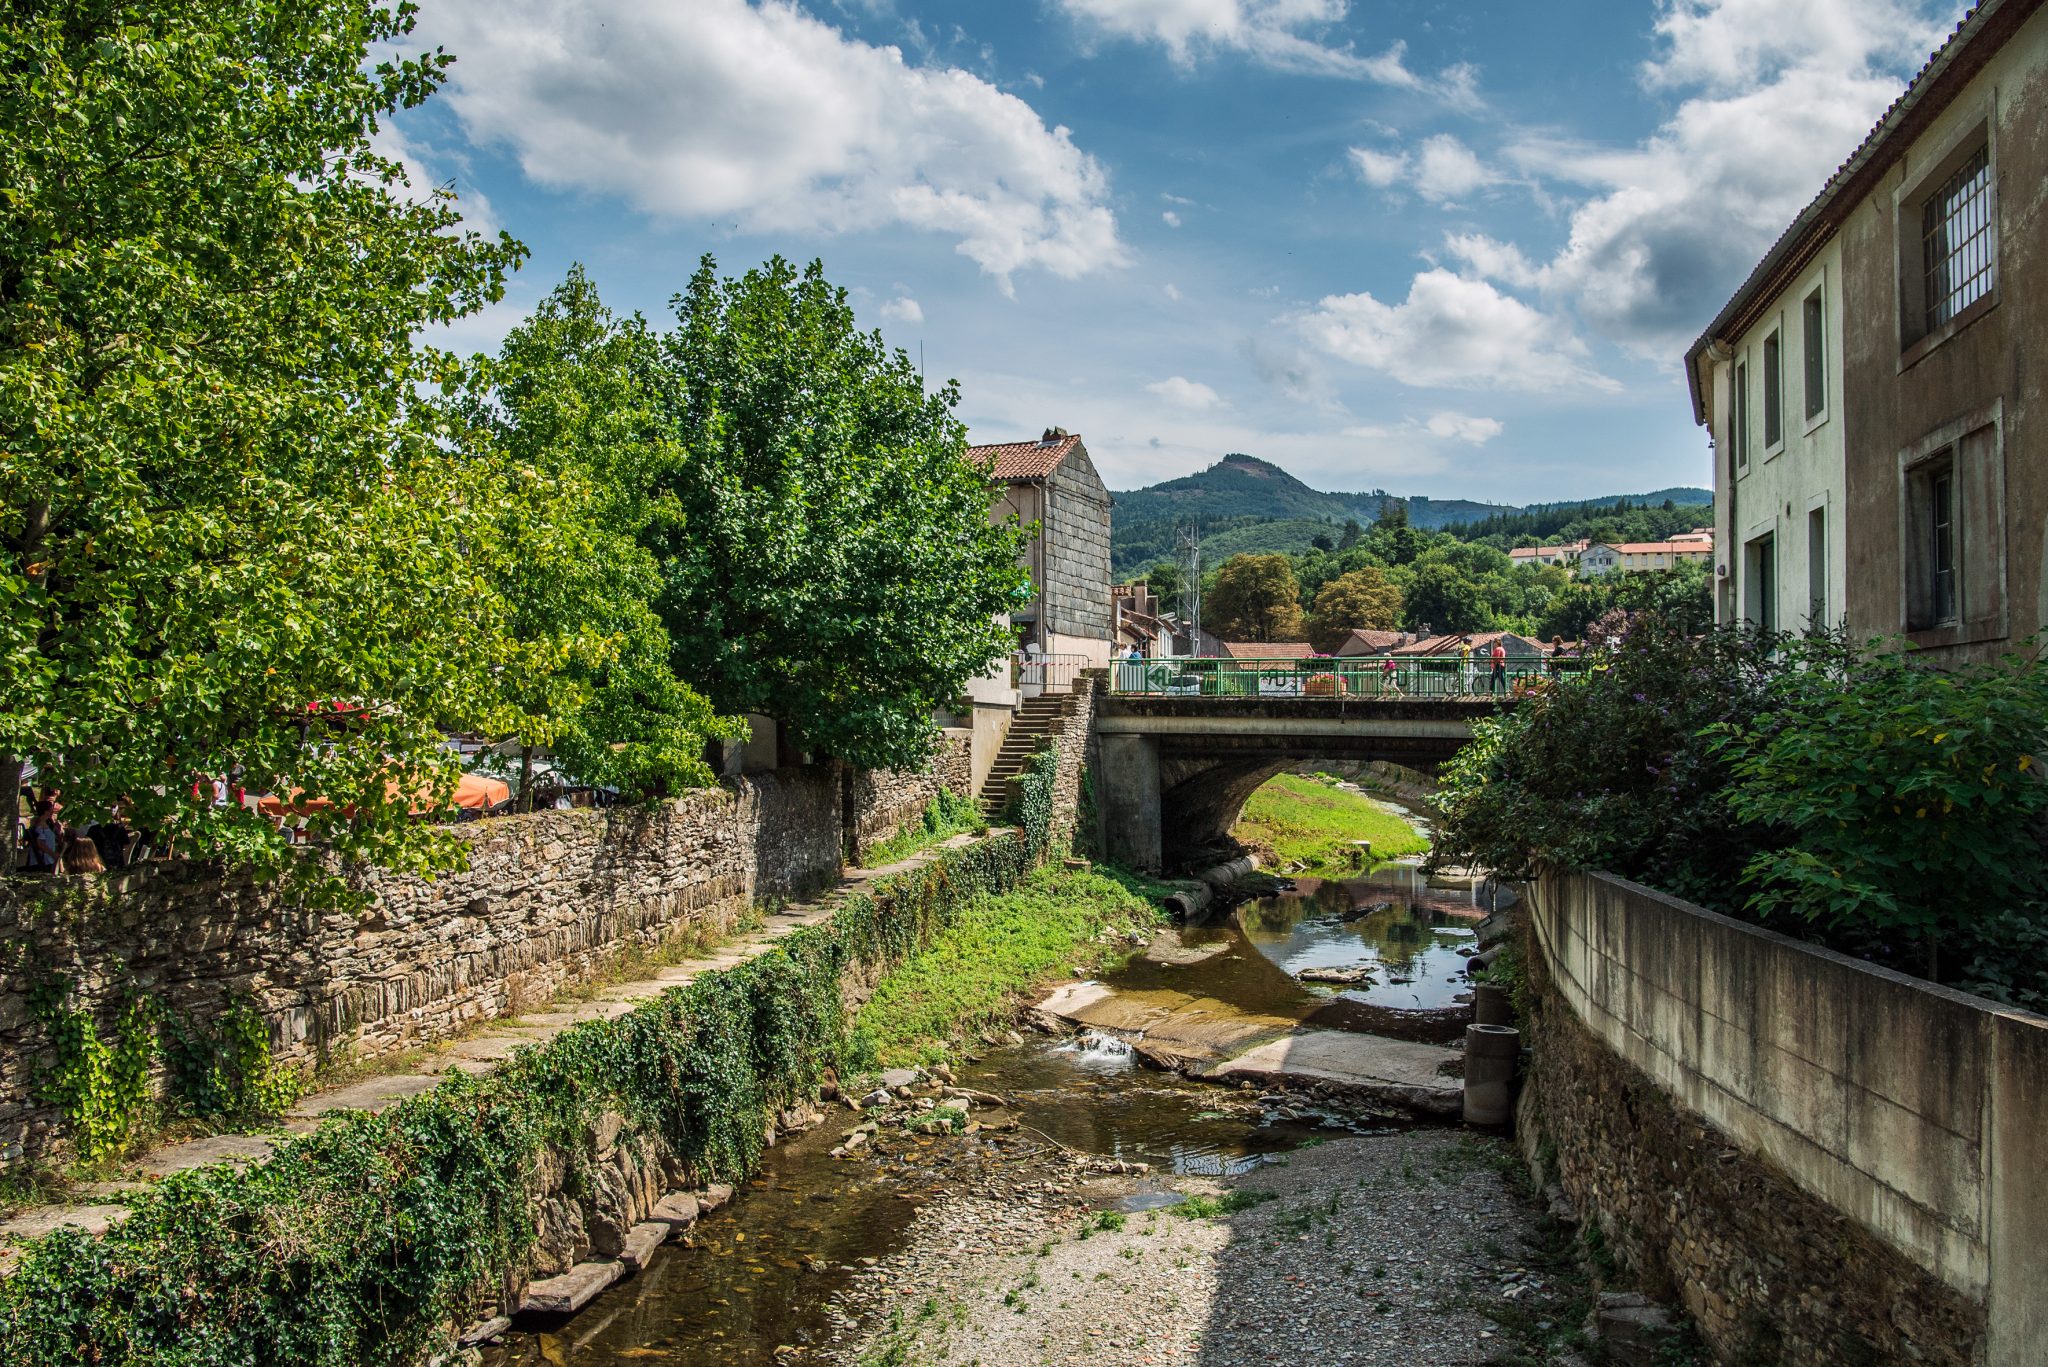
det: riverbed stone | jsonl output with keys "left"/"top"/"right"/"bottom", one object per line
{"left": 698, "top": 1182, "right": 735, "bottom": 1212}
{"left": 518, "top": 1259, "right": 621, "bottom": 1315}
{"left": 651, "top": 1192, "right": 700, "bottom": 1228}
{"left": 618, "top": 1221, "right": 669, "bottom": 1271}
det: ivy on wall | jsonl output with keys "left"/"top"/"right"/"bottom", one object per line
{"left": 1007, "top": 747, "right": 1062, "bottom": 856}
{"left": 0, "top": 833, "right": 1036, "bottom": 1366}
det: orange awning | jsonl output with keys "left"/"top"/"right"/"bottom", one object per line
{"left": 257, "top": 771, "right": 510, "bottom": 818}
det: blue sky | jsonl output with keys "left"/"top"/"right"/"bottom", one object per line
{"left": 388, "top": 0, "right": 1959, "bottom": 503}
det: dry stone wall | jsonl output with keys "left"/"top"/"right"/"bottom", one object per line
{"left": 0, "top": 764, "right": 881, "bottom": 1167}
{"left": 839, "top": 731, "right": 974, "bottom": 862}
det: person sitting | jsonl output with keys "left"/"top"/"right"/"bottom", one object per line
{"left": 60, "top": 832, "right": 106, "bottom": 875}
{"left": 89, "top": 817, "right": 135, "bottom": 869}
{"left": 25, "top": 798, "right": 65, "bottom": 873}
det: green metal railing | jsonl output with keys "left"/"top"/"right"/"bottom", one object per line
{"left": 1108, "top": 655, "right": 1575, "bottom": 698}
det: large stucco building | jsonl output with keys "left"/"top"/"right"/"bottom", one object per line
{"left": 1689, "top": 0, "right": 2045, "bottom": 659}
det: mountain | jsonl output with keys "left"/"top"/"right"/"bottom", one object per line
{"left": 1108, "top": 454, "right": 1711, "bottom": 577}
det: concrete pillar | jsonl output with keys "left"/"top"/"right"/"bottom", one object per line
{"left": 1097, "top": 733, "right": 1162, "bottom": 873}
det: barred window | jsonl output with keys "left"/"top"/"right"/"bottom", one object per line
{"left": 1921, "top": 144, "right": 1995, "bottom": 334}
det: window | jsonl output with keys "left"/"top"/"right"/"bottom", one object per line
{"left": 1762, "top": 330, "right": 1782, "bottom": 449}
{"left": 1807, "top": 508, "right": 1827, "bottom": 627}
{"left": 1733, "top": 360, "right": 1749, "bottom": 470}
{"left": 1802, "top": 289, "right": 1825, "bottom": 420}
{"left": 1745, "top": 534, "right": 1777, "bottom": 633}
{"left": 1921, "top": 144, "right": 1995, "bottom": 334}
{"left": 1905, "top": 453, "right": 1958, "bottom": 630}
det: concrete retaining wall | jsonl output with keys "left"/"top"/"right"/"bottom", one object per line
{"left": 1523, "top": 871, "right": 2048, "bottom": 1366}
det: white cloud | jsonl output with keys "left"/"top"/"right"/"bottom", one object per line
{"left": 1162, "top": 209, "right": 1183, "bottom": 227}
{"left": 1163, "top": 282, "right": 1183, "bottom": 301}
{"left": 1146, "top": 375, "right": 1225, "bottom": 409}
{"left": 1481, "top": 0, "right": 1952, "bottom": 354}
{"left": 1293, "top": 269, "right": 1617, "bottom": 392}
{"left": 367, "top": 122, "right": 501, "bottom": 238}
{"left": 1348, "top": 146, "right": 1407, "bottom": 187}
{"left": 1412, "top": 134, "right": 1497, "bottom": 203}
{"left": 879, "top": 295, "right": 924, "bottom": 324}
{"left": 1440, "top": 232, "right": 1544, "bottom": 288}
{"left": 1052, "top": 0, "right": 1473, "bottom": 96}
{"left": 1641, "top": 0, "right": 1942, "bottom": 92}
{"left": 418, "top": 0, "right": 1128, "bottom": 292}
{"left": 1349, "top": 135, "right": 1502, "bottom": 204}
{"left": 1424, "top": 412, "right": 1505, "bottom": 444}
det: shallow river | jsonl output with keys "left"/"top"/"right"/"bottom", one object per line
{"left": 482, "top": 860, "right": 1482, "bottom": 1367}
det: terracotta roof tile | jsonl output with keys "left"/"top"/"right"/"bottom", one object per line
{"left": 1220, "top": 641, "right": 1318, "bottom": 659}
{"left": 967, "top": 432, "right": 1083, "bottom": 481}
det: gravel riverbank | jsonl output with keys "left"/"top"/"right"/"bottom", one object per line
{"left": 830, "top": 1126, "right": 1581, "bottom": 1367}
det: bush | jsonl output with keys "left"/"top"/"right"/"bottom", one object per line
{"left": 1430, "top": 620, "right": 1779, "bottom": 910}
{"left": 1435, "top": 622, "right": 2048, "bottom": 1005}
{"left": 1709, "top": 639, "right": 2048, "bottom": 983}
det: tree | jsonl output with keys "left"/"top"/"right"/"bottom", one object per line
{"left": 1142, "top": 560, "right": 1185, "bottom": 617}
{"left": 0, "top": 0, "right": 528, "bottom": 881}
{"left": 1205, "top": 554, "right": 1306, "bottom": 642}
{"left": 1307, "top": 568, "right": 1402, "bottom": 652}
{"left": 1401, "top": 561, "right": 1491, "bottom": 635}
{"left": 1309, "top": 531, "right": 1335, "bottom": 553}
{"left": 1337, "top": 518, "right": 1363, "bottom": 551}
{"left": 651, "top": 256, "right": 1031, "bottom": 771}
{"left": 450, "top": 268, "right": 736, "bottom": 805}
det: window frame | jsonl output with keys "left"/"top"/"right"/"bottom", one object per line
{"left": 1895, "top": 401, "right": 2005, "bottom": 648}
{"left": 1761, "top": 326, "right": 1784, "bottom": 457}
{"left": 1801, "top": 279, "right": 1828, "bottom": 432}
{"left": 1731, "top": 356, "right": 1750, "bottom": 474}
{"left": 1895, "top": 109, "right": 1999, "bottom": 370}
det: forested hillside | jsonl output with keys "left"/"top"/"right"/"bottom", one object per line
{"left": 1108, "top": 453, "right": 1709, "bottom": 577}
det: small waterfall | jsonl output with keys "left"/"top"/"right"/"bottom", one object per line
{"left": 1058, "top": 1030, "right": 1136, "bottom": 1065}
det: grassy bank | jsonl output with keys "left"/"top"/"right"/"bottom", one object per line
{"left": 1234, "top": 772, "right": 1429, "bottom": 876}
{"left": 854, "top": 864, "right": 1169, "bottom": 1067}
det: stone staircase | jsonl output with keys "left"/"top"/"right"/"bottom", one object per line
{"left": 977, "top": 688, "right": 1083, "bottom": 815}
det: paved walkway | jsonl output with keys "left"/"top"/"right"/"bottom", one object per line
{"left": 0, "top": 831, "right": 997, "bottom": 1268}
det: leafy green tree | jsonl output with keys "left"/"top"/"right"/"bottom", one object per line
{"left": 450, "top": 268, "right": 736, "bottom": 804}
{"left": 1401, "top": 561, "right": 1491, "bottom": 634}
{"left": 1337, "top": 518, "right": 1363, "bottom": 551}
{"left": 1205, "top": 554, "right": 1307, "bottom": 642}
{"left": 651, "top": 256, "right": 1031, "bottom": 770}
{"left": 0, "top": 0, "right": 527, "bottom": 879}
{"left": 1142, "top": 560, "right": 1185, "bottom": 617}
{"left": 1307, "top": 568, "right": 1402, "bottom": 652}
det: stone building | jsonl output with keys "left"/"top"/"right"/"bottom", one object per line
{"left": 971, "top": 428, "right": 1115, "bottom": 668}
{"left": 1688, "top": 0, "right": 2045, "bottom": 658}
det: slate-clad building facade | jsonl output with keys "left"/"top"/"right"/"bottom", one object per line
{"left": 971, "top": 428, "right": 1115, "bottom": 668}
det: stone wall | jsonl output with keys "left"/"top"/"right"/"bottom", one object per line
{"left": 839, "top": 731, "right": 975, "bottom": 863}
{"left": 1519, "top": 871, "right": 2048, "bottom": 1367}
{"left": 1044, "top": 449, "right": 1112, "bottom": 644}
{"left": 0, "top": 768, "right": 856, "bottom": 1167}
{"left": 1050, "top": 676, "right": 1098, "bottom": 851}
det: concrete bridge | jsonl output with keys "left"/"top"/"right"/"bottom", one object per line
{"left": 1092, "top": 693, "right": 1503, "bottom": 872}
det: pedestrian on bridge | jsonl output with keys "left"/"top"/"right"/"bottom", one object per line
{"left": 1490, "top": 640, "right": 1508, "bottom": 694}
{"left": 1458, "top": 637, "right": 1475, "bottom": 694}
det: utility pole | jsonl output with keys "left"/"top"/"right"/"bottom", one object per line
{"left": 1177, "top": 521, "right": 1202, "bottom": 656}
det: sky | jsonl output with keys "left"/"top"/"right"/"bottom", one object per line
{"left": 386, "top": 0, "right": 1962, "bottom": 504}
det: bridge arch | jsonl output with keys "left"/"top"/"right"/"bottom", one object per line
{"left": 1092, "top": 695, "right": 1499, "bottom": 872}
